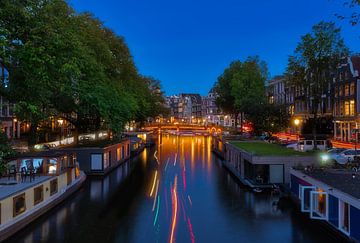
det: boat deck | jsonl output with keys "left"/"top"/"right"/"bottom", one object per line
{"left": 0, "top": 176, "right": 51, "bottom": 200}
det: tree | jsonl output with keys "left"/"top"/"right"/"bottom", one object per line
{"left": 246, "top": 103, "right": 290, "bottom": 135}
{"left": 214, "top": 61, "right": 240, "bottom": 129}
{"left": 0, "top": 127, "right": 15, "bottom": 174}
{"left": 231, "top": 56, "right": 268, "bottom": 132}
{"left": 1, "top": 0, "right": 167, "bottom": 145}
{"left": 336, "top": 1, "right": 360, "bottom": 26}
{"left": 286, "top": 22, "right": 349, "bottom": 149}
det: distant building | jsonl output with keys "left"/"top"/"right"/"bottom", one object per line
{"left": 165, "top": 93, "right": 203, "bottom": 123}
{"left": 333, "top": 56, "right": 360, "bottom": 142}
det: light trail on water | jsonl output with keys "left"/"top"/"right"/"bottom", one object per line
{"left": 169, "top": 175, "right": 178, "bottom": 243}
{"left": 149, "top": 171, "right": 158, "bottom": 197}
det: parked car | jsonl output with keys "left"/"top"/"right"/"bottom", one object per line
{"left": 297, "top": 139, "right": 329, "bottom": 151}
{"left": 329, "top": 149, "right": 360, "bottom": 165}
{"left": 286, "top": 143, "right": 298, "bottom": 150}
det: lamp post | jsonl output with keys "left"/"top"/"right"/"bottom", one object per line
{"left": 293, "top": 118, "right": 300, "bottom": 140}
{"left": 57, "top": 118, "right": 64, "bottom": 145}
{"left": 12, "top": 118, "right": 17, "bottom": 139}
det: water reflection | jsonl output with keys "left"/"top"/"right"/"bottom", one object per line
{"left": 9, "top": 134, "right": 340, "bottom": 243}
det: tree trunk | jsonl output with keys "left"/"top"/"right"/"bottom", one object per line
{"left": 234, "top": 112, "right": 239, "bottom": 133}
{"left": 240, "top": 112, "right": 244, "bottom": 134}
{"left": 28, "top": 122, "right": 38, "bottom": 150}
{"left": 73, "top": 127, "right": 79, "bottom": 145}
{"left": 312, "top": 117, "right": 318, "bottom": 150}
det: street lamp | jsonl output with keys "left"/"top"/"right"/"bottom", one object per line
{"left": 293, "top": 118, "right": 300, "bottom": 140}
{"left": 293, "top": 119, "right": 300, "bottom": 126}
{"left": 57, "top": 118, "right": 64, "bottom": 145}
{"left": 12, "top": 118, "right": 17, "bottom": 138}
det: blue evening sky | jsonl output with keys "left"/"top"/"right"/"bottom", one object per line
{"left": 69, "top": 0, "right": 360, "bottom": 95}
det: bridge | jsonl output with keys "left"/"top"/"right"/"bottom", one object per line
{"left": 143, "top": 123, "right": 223, "bottom": 133}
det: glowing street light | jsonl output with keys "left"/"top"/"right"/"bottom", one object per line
{"left": 293, "top": 118, "right": 300, "bottom": 126}
{"left": 57, "top": 118, "right": 64, "bottom": 126}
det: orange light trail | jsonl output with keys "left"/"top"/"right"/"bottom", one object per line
{"left": 149, "top": 171, "right": 158, "bottom": 197}
{"left": 170, "top": 176, "right": 178, "bottom": 243}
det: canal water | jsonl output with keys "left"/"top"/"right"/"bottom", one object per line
{"left": 9, "top": 135, "right": 341, "bottom": 243}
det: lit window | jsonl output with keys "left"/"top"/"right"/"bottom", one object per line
{"left": 350, "top": 100, "right": 355, "bottom": 116}
{"left": 344, "top": 101, "right": 350, "bottom": 116}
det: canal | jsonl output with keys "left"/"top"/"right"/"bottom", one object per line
{"left": 9, "top": 135, "right": 340, "bottom": 243}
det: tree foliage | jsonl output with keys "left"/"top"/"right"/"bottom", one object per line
{"left": 286, "top": 21, "right": 349, "bottom": 147}
{"left": 246, "top": 104, "right": 290, "bottom": 135}
{"left": 214, "top": 57, "right": 267, "bottom": 131}
{"left": 336, "top": 0, "right": 360, "bottom": 26}
{"left": 0, "top": 127, "right": 15, "bottom": 174}
{"left": 0, "top": 0, "right": 166, "bottom": 145}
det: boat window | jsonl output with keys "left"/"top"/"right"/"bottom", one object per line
{"left": 306, "top": 141, "right": 313, "bottom": 145}
{"left": 310, "top": 190, "right": 328, "bottom": 220}
{"left": 339, "top": 200, "right": 350, "bottom": 234}
{"left": 299, "top": 186, "right": 316, "bottom": 212}
{"left": 13, "top": 193, "right": 26, "bottom": 217}
{"left": 47, "top": 158, "right": 58, "bottom": 174}
{"left": 50, "top": 179, "right": 58, "bottom": 196}
{"left": 34, "top": 185, "right": 44, "bottom": 205}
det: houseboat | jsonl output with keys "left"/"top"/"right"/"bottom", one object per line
{"left": 290, "top": 168, "right": 360, "bottom": 241}
{"left": 0, "top": 150, "right": 86, "bottom": 242}
{"left": 212, "top": 136, "right": 318, "bottom": 187}
{"left": 62, "top": 139, "right": 131, "bottom": 176}
{"left": 124, "top": 131, "right": 155, "bottom": 147}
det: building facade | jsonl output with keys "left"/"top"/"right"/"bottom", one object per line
{"left": 333, "top": 56, "right": 360, "bottom": 142}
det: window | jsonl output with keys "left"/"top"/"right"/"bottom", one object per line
{"left": 350, "top": 82, "right": 355, "bottom": 95}
{"left": 34, "top": 185, "right": 43, "bottom": 205}
{"left": 67, "top": 169, "right": 72, "bottom": 185}
{"left": 91, "top": 154, "right": 102, "bottom": 170}
{"left": 306, "top": 141, "right": 313, "bottom": 145}
{"left": 334, "top": 86, "right": 338, "bottom": 98}
{"left": 344, "top": 101, "right": 350, "bottom": 116}
{"left": 13, "top": 193, "right": 26, "bottom": 217}
{"left": 310, "top": 190, "right": 328, "bottom": 220}
{"left": 47, "top": 158, "right": 57, "bottom": 174}
{"left": 339, "top": 200, "right": 350, "bottom": 234}
{"left": 117, "top": 148, "right": 121, "bottom": 161}
{"left": 339, "top": 86, "right": 344, "bottom": 96}
{"left": 299, "top": 186, "right": 316, "bottom": 212}
{"left": 103, "top": 152, "right": 109, "bottom": 169}
{"left": 350, "top": 100, "right": 355, "bottom": 116}
{"left": 50, "top": 179, "right": 58, "bottom": 196}
{"left": 344, "top": 84, "right": 350, "bottom": 96}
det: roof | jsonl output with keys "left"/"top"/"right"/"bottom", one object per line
{"left": 303, "top": 169, "right": 360, "bottom": 200}
{"left": 8, "top": 150, "right": 72, "bottom": 160}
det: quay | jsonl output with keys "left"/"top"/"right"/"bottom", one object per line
{"left": 0, "top": 150, "right": 86, "bottom": 242}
